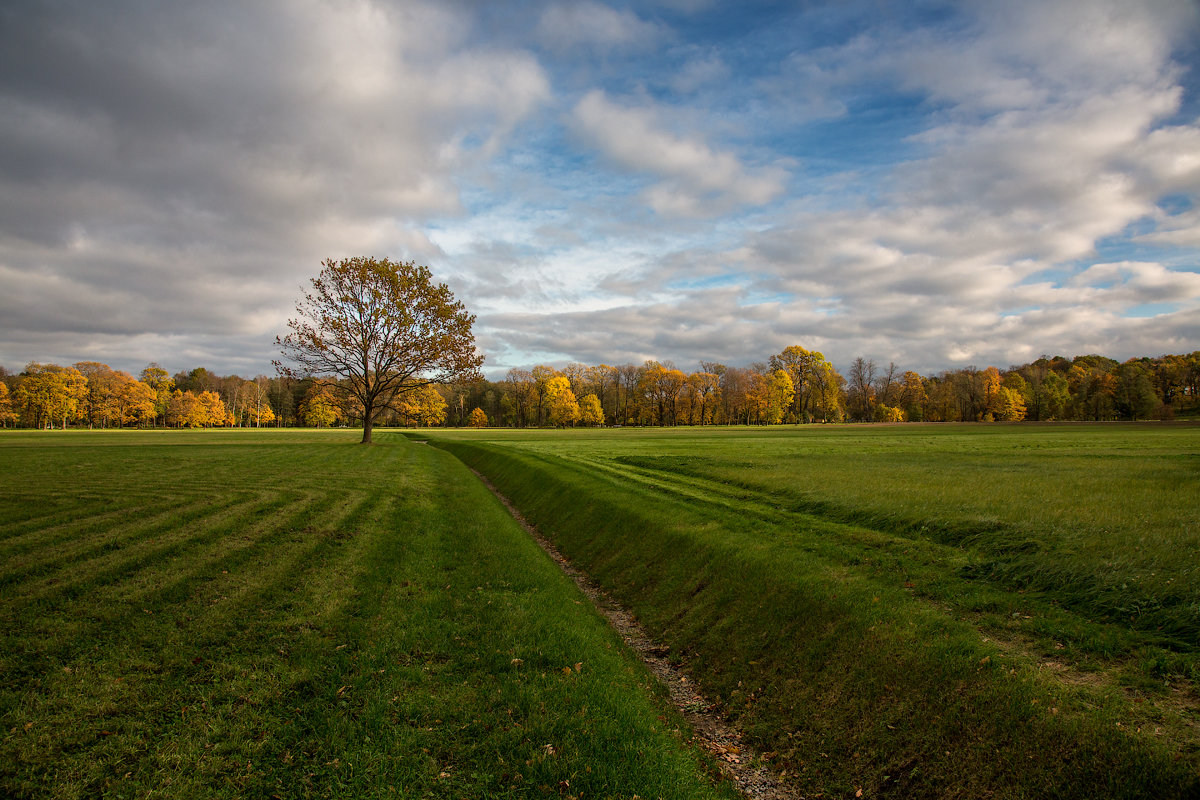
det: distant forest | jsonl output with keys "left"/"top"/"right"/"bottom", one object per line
{"left": 1, "top": 348, "right": 1197, "bottom": 430}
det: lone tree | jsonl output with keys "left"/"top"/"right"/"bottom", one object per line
{"left": 276, "top": 257, "right": 483, "bottom": 444}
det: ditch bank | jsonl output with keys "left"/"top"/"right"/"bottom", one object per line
{"left": 469, "top": 464, "right": 794, "bottom": 800}
{"left": 429, "top": 437, "right": 1198, "bottom": 800}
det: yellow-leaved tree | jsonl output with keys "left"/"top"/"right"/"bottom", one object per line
{"left": 74, "top": 362, "right": 123, "bottom": 428}
{"left": 468, "top": 407, "right": 489, "bottom": 428}
{"left": 300, "top": 383, "right": 342, "bottom": 428}
{"left": 874, "top": 405, "right": 904, "bottom": 422}
{"left": 168, "top": 390, "right": 231, "bottom": 428}
{"left": 139, "top": 364, "right": 174, "bottom": 427}
{"left": 395, "top": 383, "right": 447, "bottom": 427}
{"left": 578, "top": 393, "right": 604, "bottom": 427}
{"left": 544, "top": 375, "right": 580, "bottom": 427}
{"left": 114, "top": 374, "right": 156, "bottom": 426}
{"left": 14, "top": 363, "right": 88, "bottom": 429}
{"left": 0, "top": 381, "right": 15, "bottom": 427}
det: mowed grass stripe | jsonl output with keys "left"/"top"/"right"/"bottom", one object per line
{"left": 0, "top": 486, "right": 232, "bottom": 545}
{"left": 4, "top": 490, "right": 298, "bottom": 607}
{"left": 90, "top": 488, "right": 359, "bottom": 615}
{"left": 0, "top": 430, "right": 736, "bottom": 800}
{"left": 0, "top": 496, "right": 155, "bottom": 543}
{"left": 0, "top": 491, "right": 254, "bottom": 589}
{"left": 0, "top": 490, "right": 350, "bottom": 687}
{"left": 182, "top": 492, "right": 390, "bottom": 644}
{"left": 0, "top": 482, "right": 370, "bottom": 642}
{"left": 6, "top": 494, "right": 386, "bottom": 733}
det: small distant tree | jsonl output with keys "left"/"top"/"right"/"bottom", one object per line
{"left": 276, "top": 257, "right": 483, "bottom": 444}
{"left": 578, "top": 393, "right": 604, "bottom": 426}
{"left": 874, "top": 404, "right": 904, "bottom": 423}
{"left": 245, "top": 377, "right": 275, "bottom": 427}
{"left": 395, "top": 383, "right": 447, "bottom": 427}
{"left": 247, "top": 398, "right": 276, "bottom": 427}
{"left": 197, "top": 390, "right": 232, "bottom": 427}
{"left": 468, "top": 407, "right": 489, "bottom": 428}
{"left": 140, "top": 364, "right": 174, "bottom": 427}
{"left": 15, "top": 363, "right": 87, "bottom": 429}
{"left": 114, "top": 376, "right": 157, "bottom": 427}
{"left": 544, "top": 375, "right": 580, "bottom": 427}
{"left": 299, "top": 382, "right": 341, "bottom": 428}
{"left": 1113, "top": 361, "right": 1158, "bottom": 420}
{"left": 0, "top": 382, "right": 15, "bottom": 427}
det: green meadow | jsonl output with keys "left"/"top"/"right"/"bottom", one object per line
{"left": 421, "top": 423, "right": 1200, "bottom": 799}
{"left": 0, "top": 430, "right": 737, "bottom": 800}
{"left": 3, "top": 424, "right": 1198, "bottom": 799}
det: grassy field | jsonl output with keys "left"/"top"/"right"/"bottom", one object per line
{"left": 421, "top": 423, "right": 1200, "bottom": 799}
{"left": 0, "top": 429, "right": 739, "bottom": 800}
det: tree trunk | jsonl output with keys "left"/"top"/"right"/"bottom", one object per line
{"left": 361, "top": 398, "right": 374, "bottom": 444}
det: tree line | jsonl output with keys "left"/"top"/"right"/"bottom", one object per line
{"left": 2, "top": 348, "right": 1196, "bottom": 430}
{"left": 442, "top": 348, "right": 1200, "bottom": 428}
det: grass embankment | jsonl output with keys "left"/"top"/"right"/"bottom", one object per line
{"left": 0, "top": 429, "right": 738, "bottom": 800}
{"left": 423, "top": 424, "right": 1200, "bottom": 799}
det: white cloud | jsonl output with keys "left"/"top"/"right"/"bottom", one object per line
{"left": 711, "top": 0, "right": 1200, "bottom": 369}
{"left": 572, "top": 90, "right": 787, "bottom": 216}
{"left": 0, "top": 0, "right": 552, "bottom": 373}
{"left": 537, "top": 1, "right": 663, "bottom": 53}
{"left": 1069, "top": 261, "right": 1200, "bottom": 305}
{"left": 670, "top": 53, "right": 730, "bottom": 95}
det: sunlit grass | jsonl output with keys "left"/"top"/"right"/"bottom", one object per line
{"left": 0, "top": 429, "right": 737, "bottom": 799}
{"left": 423, "top": 422, "right": 1200, "bottom": 799}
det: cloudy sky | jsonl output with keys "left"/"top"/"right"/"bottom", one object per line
{"left": 2, "top": 0, "right": 1198, "bottom": 379}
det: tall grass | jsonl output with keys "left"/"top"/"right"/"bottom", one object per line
{"left": 424, "top": 423, "right": 1200, "bottom": 799}
{"left": 0, "top": 430, "right": 737, "bottom": 799}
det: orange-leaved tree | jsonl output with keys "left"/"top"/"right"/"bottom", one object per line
{"left": 15, "top": 363, "right": 88, "bottom": 429}
{"left": 276, "top": 257, "right": 483, "bottom": 444}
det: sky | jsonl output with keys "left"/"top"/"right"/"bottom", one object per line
{"left": 2, "top": 0, "right": 1199, "bottom": 380}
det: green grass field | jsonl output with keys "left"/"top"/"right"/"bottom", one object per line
{"left": 421, "top": 423, "right": 1200, "bottom": 799}
{"left": 0, "top": 430, "right": 738, "bottom": 799}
